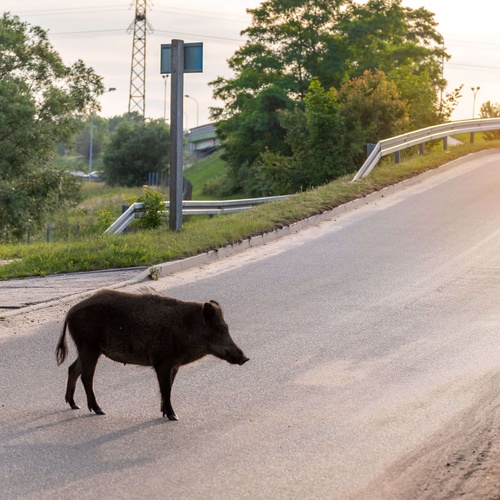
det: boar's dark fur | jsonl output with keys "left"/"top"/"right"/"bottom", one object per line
{"left": 56, "top": 289, "right": 249, "bottom": 420}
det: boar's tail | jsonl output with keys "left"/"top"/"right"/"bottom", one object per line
{"left": 55, "top": 319, "right": 69, "bottom": 366}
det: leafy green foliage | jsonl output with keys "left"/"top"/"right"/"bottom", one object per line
{"left": 0, "top": 13, "right": 103, "bottom": 240}
{"left": 74, "top": 116, "right": 110, "bottom": 161}
{"left": 135, "top": 188, "right": 166, "bottom": 229}
{"left": 103, "top": 120, "right": 170, "bottom": 187}
{"left": 258, "top": 79, "right": 354, "bottom": 194}
{"left": 479, "top": 101, "right": 500, "bottom": 141}
{"left": 215, "top": 84, "right": 294, "bottom": 195}
{"left": 0, "top": 168, "right": 82, "bottom": 240}
{"left": 210, "top": 0, "right": 458, "bottom": 196}
{"left": 338, "top": 69, "right": 409, "bottom": 160}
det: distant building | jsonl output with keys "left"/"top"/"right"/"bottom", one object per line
{"left": 185, "top": 123, "right": 219, "bottom": 158}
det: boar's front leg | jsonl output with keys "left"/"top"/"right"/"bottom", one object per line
{"left": 154, "top": 362, "right": 179, "bottom": 420}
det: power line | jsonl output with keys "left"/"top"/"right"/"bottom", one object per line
{"left": 49, "top": 29, "right": 127, "bottom": 39}
{"left": 447, "top": 61, "right": 500, "bottom": 71}
{"left": 154, "top": 7, "right": 249, "bottom": 23}
{"left": 8, "top": 6, "right": 127, "bottom": 16}
{"left": 12, "top": 4, "right": 248, "bottom": 21}
{"left": 447, "top": 38, "right": 500, "bottom": 50}
{"left": 152, "top": 30, "right": 244, "bottom": 45}
{"left": 48, "top": 28, "right": 244, "bottom": 44}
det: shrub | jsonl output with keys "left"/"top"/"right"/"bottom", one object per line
{"left": 136, "top": 188, "right": 166, "bottom": 229}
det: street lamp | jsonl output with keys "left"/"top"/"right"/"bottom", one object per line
{"left": 89, "top": 87, "right": 116, "bottom": 180}
{"left": 471, "top": 86, "right": 480, "bottom": 118}
{"left": 184, "top": 94, "right": 199, "bottom": 127}
{"left": 162, "top": 75, "right": 169, "bottom": 122}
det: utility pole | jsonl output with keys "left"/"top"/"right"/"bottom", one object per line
{"left": 162, "top": 75, "right": 169, "bottom": 122}
{"left": 89, "top": 87, "right": 116, "bottom": 180}
{"left": 128, "top": 0, "right": 152, "bottom": 118}
{"left": 471, "top": 86, "right": 480, "bottom": 118}
{"left": 185, "top": 94, "right": 199, "bottom": 127}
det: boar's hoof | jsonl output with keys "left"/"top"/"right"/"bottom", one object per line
{"left": 70, "top": 403, "right": 81, "bottom": 410}
{"left": 164, "top": 411, "right": 179, "bottom": 421}
{"left": 89, "top": 405, "right": 106, "bottom": 415}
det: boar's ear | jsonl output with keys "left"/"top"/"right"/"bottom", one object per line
{"left": 203, "top": 302, "right": 217, "bottom": 321}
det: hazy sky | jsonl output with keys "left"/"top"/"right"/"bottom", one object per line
{"left": 3, "top": 1, "right": 500, "bottom": 127}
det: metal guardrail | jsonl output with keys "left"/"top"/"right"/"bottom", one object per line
{"left": 352, "top": 118, "right": 500, "bottom": 181}
{"left": 105, "top": 195, "right": 292, "bottom": 235}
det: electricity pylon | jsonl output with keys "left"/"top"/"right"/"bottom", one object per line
{"left": 128, "top": 0, "right": 153, "bottom": 118}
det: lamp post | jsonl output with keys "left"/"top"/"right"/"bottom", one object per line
{"left": 471, "top": 86, "right": 480, "bottom": 118}
{"left": 184, "top": 94, "right": 199, "bottom": 127}
{"left": 162, "top": 75, "right": 169, "bottom": 122}
{"left": 89, "top": 87, "right": 116, "bottom": 180}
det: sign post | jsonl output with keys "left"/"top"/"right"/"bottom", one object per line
{"left": 161, "top": 41, "right": 203, "bottom": 231}
{"left": 169, "top": 40, "right": 184, "bottom": 231}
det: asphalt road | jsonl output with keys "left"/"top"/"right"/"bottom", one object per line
{"left": 1, "top": 151, "right": 499, "bottom": 499}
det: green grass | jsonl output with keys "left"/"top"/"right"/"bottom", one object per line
{"left": 78, "top": 183, "right": 168, "bottom": 213}
{"left": 184, "top": 150, "right": 228, "bottom": 199}
{"left": 1, "top": 137, "right": 499, "bottom": 280}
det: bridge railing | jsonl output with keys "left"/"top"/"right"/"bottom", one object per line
{"left": 105, "top": 195, "right": 292, "bottom": 235}
{"left": 352, "top": 118, "right": 500, "bottom": 181}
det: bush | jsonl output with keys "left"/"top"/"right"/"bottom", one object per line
{"left": 136, "top": 188, "right": 166, "bottom": 229}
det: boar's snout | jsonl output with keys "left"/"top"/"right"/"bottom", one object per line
{"left": 222, "top": 346, "right": 249, "bottom": 366}
{"left": 238, "top": 355, "right": 250, "bottom": 366}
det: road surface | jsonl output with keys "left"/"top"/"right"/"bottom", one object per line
{"left": 1, "top": 151, "right": 499, "bottom": 499}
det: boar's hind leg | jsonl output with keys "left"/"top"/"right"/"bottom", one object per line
{"left": 80, "top": 348, "right": 105, "bottom": 415}
{"left": 65, "top": 357, "right": 83, "bottom": 410}
{"left": 155, "top": 363, "right": 179, "bottom": 421}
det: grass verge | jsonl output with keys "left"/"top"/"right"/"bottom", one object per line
{"left": 1, "top": 139, "right": 499, "bottom": 280}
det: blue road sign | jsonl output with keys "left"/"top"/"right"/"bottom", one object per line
{"left": 161, "top": 43, "right": 203, "bottom": 74}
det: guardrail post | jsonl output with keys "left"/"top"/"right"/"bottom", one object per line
{"left": 443, "top": 136, "right": 448, "bottom": 150}
{"left": 366, "top": 143, "right": 377, "bottom": 157}
{"left": 394, "top": 151, "right": 401, "bottom": 164}
{"left": 419, "top": 143, "right": 424, "bottom": 155}
{"left": 470, "top": 132, "right": 475, "bottom": 144}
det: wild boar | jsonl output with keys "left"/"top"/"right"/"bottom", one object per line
{"left": 55, "top": 289, "right": 249, "bottom": 420}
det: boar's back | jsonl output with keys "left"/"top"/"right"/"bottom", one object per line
{"left": 66, "top": 290, "right": 205, "bottom": 367}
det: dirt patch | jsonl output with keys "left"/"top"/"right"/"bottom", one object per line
{"left": 353, "top": 372, "right": 500, "bottom": 499}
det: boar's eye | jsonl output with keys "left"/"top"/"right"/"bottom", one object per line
{"left": 214, "top": 323, "right": 229, "bottom": 337}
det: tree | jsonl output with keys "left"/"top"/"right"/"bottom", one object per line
{"left": 338, "top": 69, "right": 409, "bottom": 156}
{"left": 215, "top": 84, "right": 294, "bottom": 195}
{"left": 479, "top": 101, "right": 500, "bottom": 141}
{"left": 337, "top": 0, "right": 456, "bottom": 127}
{"left": 0, "top": 13, "right": 104, "bottom": 239}
{"left": 211, "top": 0, "right": 349, "bottom": 191}
{"left": 103, "top": 120, "right": 170, "bottom": 187}
{"left": 74, "top": 116, "right": 110, "bottom": 162}
{"left": 210, "top": 0, "right": 455, "bottom": 195}
{"left": 258, "top": 79, "right": 354, "bottom": 194}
